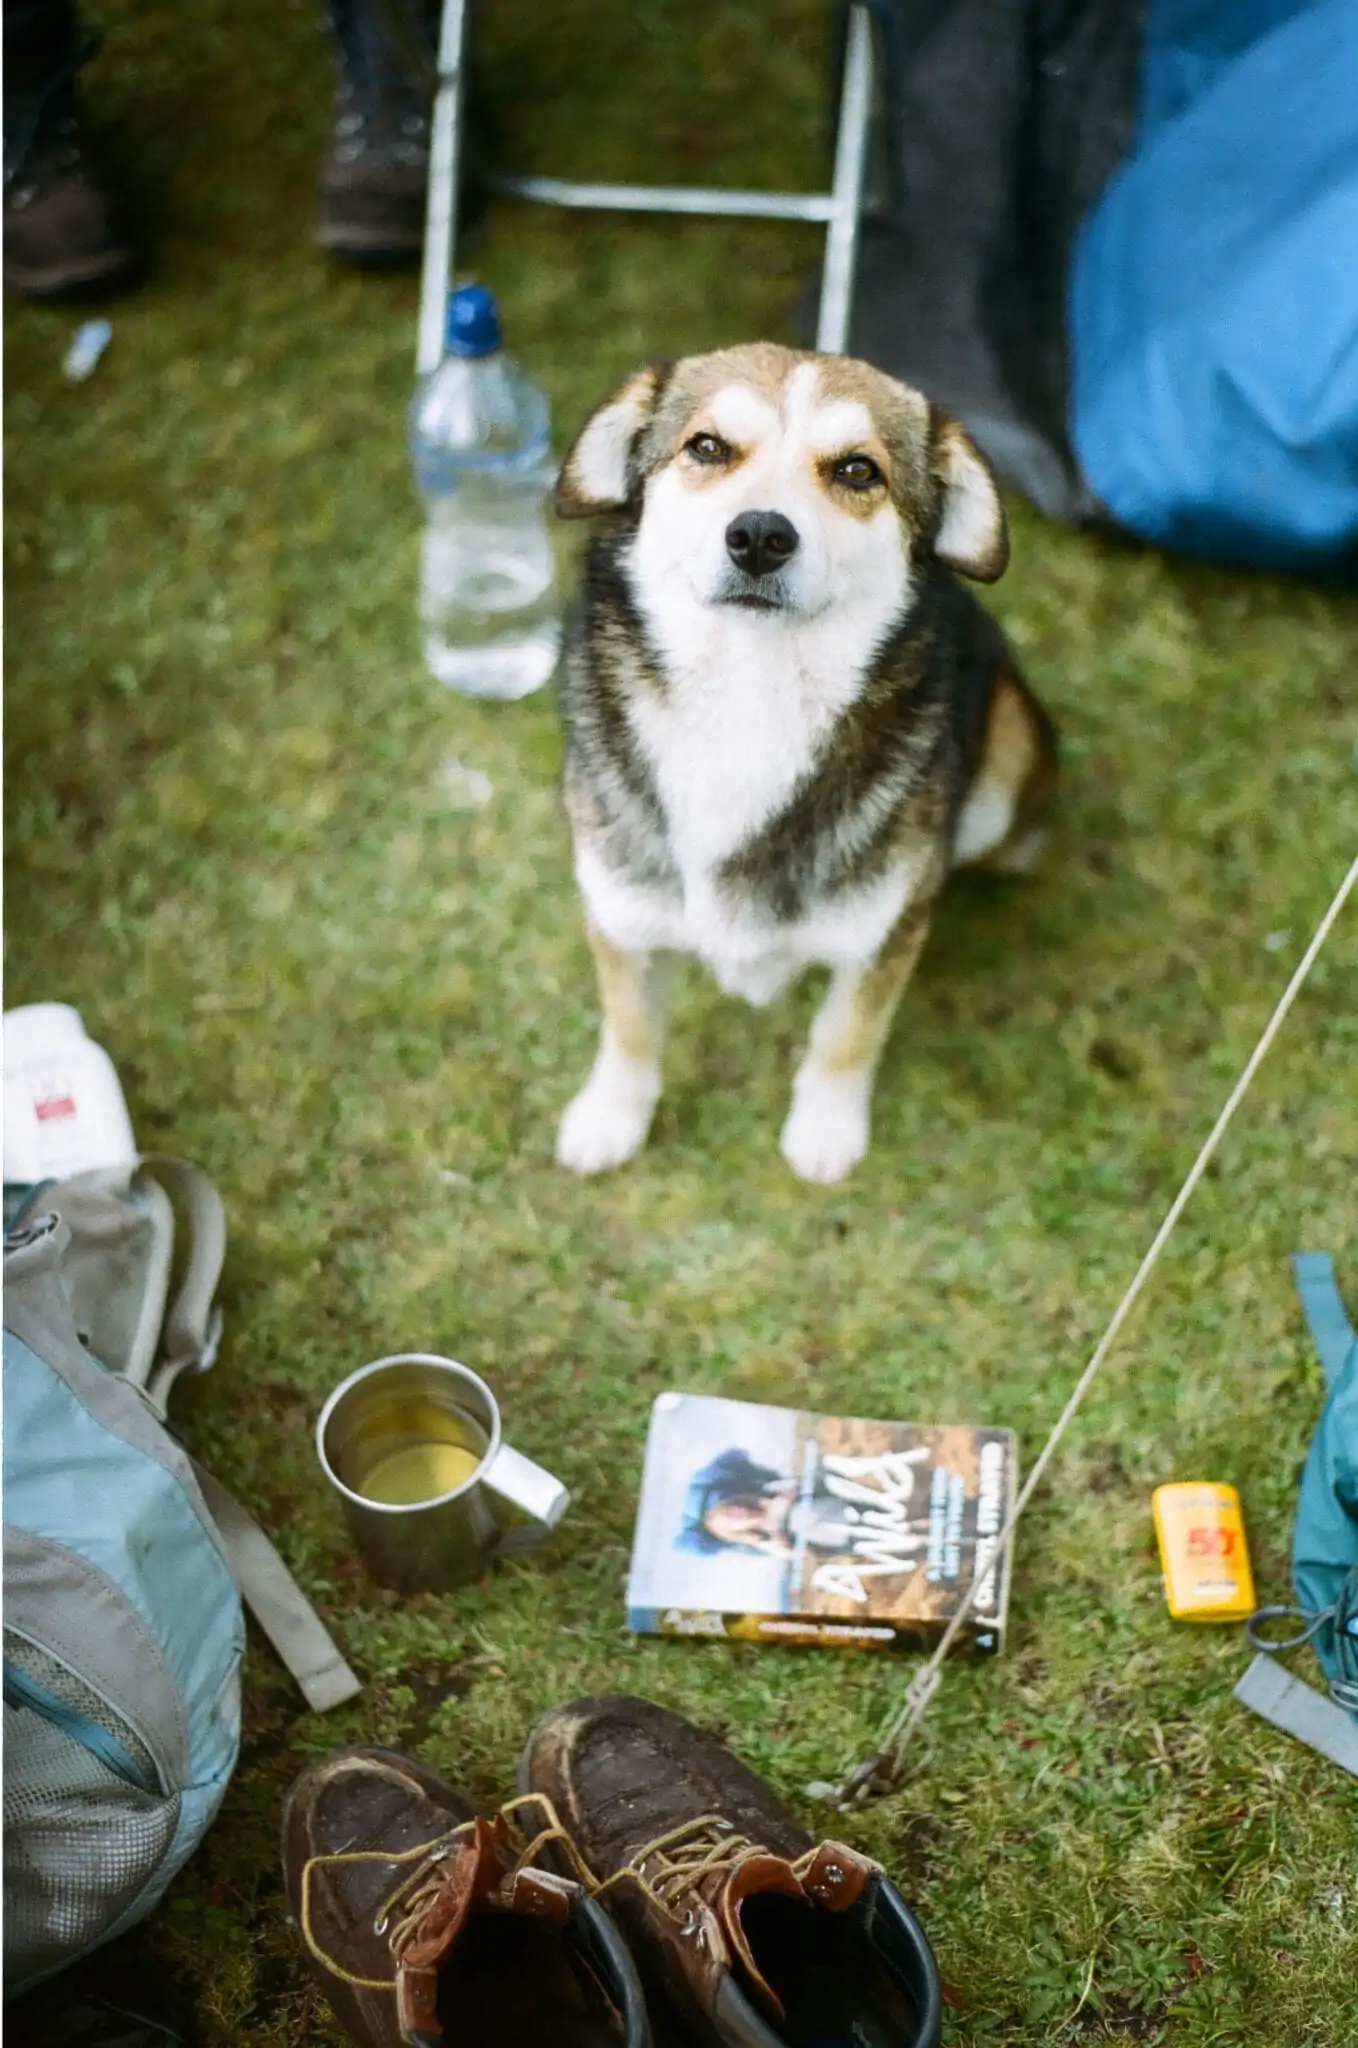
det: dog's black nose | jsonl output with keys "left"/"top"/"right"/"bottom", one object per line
{"left": 725, "top": 510, "right": 800, "bottom": 579}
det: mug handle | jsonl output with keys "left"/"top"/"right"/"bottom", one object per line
{"left": 482, "top": 1442, "right": 570, "bottom": 1554}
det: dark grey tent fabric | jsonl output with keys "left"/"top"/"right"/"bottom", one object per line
{"left": 848, "top": 0, "right": 1144, "bottom": 521}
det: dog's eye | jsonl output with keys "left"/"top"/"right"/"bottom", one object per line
{"left": 833, "top": 454, "right": 883, "bottom": 490}
{"left": 685, "top": 433, "right": 733, "bottom": 465}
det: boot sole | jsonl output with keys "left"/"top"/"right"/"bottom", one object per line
{"left": 4, "top": 245, "right": 138, "bottom": 299}
{"left": 514, "top": 1701, "right": 558, "bottom": 1799}
{"left": 315, "top": 222, "right": 423, "bottom": 265}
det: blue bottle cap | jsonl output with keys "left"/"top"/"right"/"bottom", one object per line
{"left": 445, "top": 284, "right": 502, "bottom": 358}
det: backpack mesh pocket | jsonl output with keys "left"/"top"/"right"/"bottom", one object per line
{"left": 3, "top": 1631, "right": 181, "bottom": 1993}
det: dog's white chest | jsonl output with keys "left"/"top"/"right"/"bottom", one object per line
{"left": 633, "top": 653, "right": 820, "bottom": 870}
{"left": 577, "top": 613, "right": 914, "bottom": 999}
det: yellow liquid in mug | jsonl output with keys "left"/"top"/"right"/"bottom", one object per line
{"left": 344, "top": 1396, "right": 488, "bottom": 1507}
{"left": 360, "top": 1440, "right": 482, "bottom": 1506}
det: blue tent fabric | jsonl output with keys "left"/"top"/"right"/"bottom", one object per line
{"left": 1070, "top": 0, "right": 1358, "bottom": 569}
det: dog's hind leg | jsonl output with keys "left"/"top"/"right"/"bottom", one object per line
{"left": 781, "top": 892, "right": 938, "bottom": 1185}
{"left": 953, "top": 669, "right": 1059, "bottom": 876}
{"left": 557, "top": 924, "right": 669, "bottom": 1174}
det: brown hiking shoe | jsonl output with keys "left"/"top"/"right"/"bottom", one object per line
{"left": 4, "top": 38, "right": 136, "bottom": 298}
{"left": 281, "top": 1745, "right": 652, "bottom": 2047}
{"left": 519, "top": 1697, "right": 943, "bottom": 2048}
{"left": 317, "top": 0, "right": 434, "bottom": 263}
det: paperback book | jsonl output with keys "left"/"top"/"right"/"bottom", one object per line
{"left": 627, "top": 1392, "right": 1017, "bottom": 1655}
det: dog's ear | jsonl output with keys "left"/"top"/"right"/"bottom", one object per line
{"left": 929, "top": 410, "right": 1008, "bottom": 582}
{"left": 556, "top": 362, "right": 673, "bottom": 518}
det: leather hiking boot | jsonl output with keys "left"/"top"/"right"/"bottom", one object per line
{"left": 3, "top": 6, "right": 135, "bottom": 298}
{"left": 317, "top": 0, "right": 436, "bottom": 263}
{"left": 281, "top": 1744, "right": 651, "bottom": 2047}
{"left": 519, "top": 1697, "right": 942, "bottom": 2048}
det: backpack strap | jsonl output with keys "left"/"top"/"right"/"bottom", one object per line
{"left": 135, "top": 1160, "right": 361, "bottom": 1712}
{"left": 1234, "top": 1652, "right": 1358, "bottom": 1777}
{"left": 137, "top": 1157, "right": 226, "bottom": 1414}
{"left": 190, "top": 1462, "right": 361, "bottom": 1714}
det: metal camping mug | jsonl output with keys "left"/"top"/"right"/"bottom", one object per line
{"left": 316, "top": 1354, "right": 569, "bottom": 1593}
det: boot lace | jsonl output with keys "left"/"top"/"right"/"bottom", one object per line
{"left": 298, "top": 1792, "right": 596, "bottom": 1993}
{"left": 599, "top": 1814, "right": 816, "bottom": 1918}
{"left": 327, "top": 0, "right": 433, "bottom": 164}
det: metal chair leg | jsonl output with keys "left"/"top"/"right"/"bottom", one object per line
{"left": 417, "top": 0, "right": 469, "bottom": 374}
{"left": 816, "top": 3, "right": 873, "bottom": 355}
{"left": 417, "top": 0, "right": 874, "bottom": 369}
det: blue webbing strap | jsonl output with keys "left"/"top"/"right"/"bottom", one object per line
{"left": 1291, "top": 1252, "right": 1355, "bottom": 1389}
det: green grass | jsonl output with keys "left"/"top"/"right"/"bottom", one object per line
{"left": 6, "top": 2, "right": 1357, "bottom": 2040}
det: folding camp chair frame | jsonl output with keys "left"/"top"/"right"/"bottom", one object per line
{"left": 417, "top": 0, "right": 876, "bottom": 373}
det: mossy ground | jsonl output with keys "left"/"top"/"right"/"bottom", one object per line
{"left": 6, "top": 2, "right": 1357, "bottom": 2041}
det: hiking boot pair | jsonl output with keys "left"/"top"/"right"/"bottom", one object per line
{"left": 283, "top": 1694, "right": 942, "bottom": 2048}
{"left": 4, "top": 0, "right": 437, "bottom": 299}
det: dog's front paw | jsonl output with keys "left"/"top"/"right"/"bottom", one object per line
{"left": 780, "top": 1075, "right": 870, "bottom": 1185}
{"left": 557, "top": 1072, "right": 658, "bottom": 1175}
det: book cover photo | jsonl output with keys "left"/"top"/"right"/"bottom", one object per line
{"left": 627, "top": 1392, "right": 1017, "bottom": 1655}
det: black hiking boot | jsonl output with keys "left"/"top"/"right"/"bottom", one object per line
{"left": 4, "top": 1, "right": 135, "bottom": 297}
{"left": 520, "top": 1695, "right": 943, "bottom": 2048}
{"left": 318, "top": 0, "right": 438, "bottom": 264}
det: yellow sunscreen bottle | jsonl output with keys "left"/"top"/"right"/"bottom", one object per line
{"left": 1152, "top": 1482, "right": 1256, "bottom": 1622}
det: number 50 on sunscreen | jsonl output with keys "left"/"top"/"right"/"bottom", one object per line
{"left": 1152, "top": 1482, "right": 1256, "bottom": 1621}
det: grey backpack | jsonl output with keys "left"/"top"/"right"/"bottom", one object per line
{"left": 3, "top": 1163, "right": 358, "bottom": 1996}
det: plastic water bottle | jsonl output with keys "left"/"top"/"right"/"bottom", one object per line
{"left": 410, "top": 284, "right": 561, "bottom": 700}
{"left": 3, "top": 1003, "right": 138, "bottom": 1185}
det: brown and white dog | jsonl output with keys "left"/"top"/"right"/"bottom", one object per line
{"left": 552, "top": 343, "right": 1057, "bottom": 1184}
